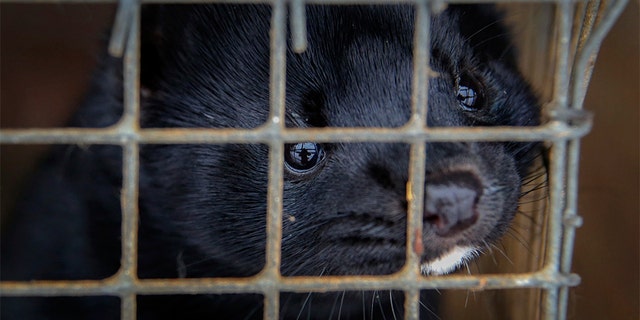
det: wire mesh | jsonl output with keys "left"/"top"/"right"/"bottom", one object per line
{"left": 0, "top": 0, "right": 629, "bottom": 319}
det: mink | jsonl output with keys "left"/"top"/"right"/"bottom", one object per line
{"left": 1, "top": 5, "right": 540, "bottom": 319}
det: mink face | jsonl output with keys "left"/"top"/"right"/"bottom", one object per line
{"left": 1, "top": 4, "right": 540, "bottom": 319}
{"left": 137, "top": 5, "right": 539, "bottom": 278}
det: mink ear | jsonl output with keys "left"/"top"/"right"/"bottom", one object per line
{"left": 453, "top": 4, "right": 518, "bottom": 68}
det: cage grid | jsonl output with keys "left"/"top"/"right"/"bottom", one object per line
{"left": 0, "top": 0, "right": 628, "bottom": 319}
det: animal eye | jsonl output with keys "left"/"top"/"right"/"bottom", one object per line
{"left": 456, "top": 73, "right": 486, "bottom": 111}
{"left": 284, "top": 142, "right": 325, "bottom": 173}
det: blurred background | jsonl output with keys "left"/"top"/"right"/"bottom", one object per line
{"left": 1, "top": 2, "right": 638, "bottom": 319}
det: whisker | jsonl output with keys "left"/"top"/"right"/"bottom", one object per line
{"left": 504, "top": 229, "right": 534, "bottom": 255}
{"left": 362, "top": 290, "right": 366, "bottom": 320}
{"left": 518, "top": 196, "right": 548, "bottom": 206}
{"left": 520, "top": 183, "right": 549, "bottom": 198}
{"left": 242, "top": 301, "right": 263, "bottom": 320}
{"left": 482, "top": 239, "right": 498, "bottom": 266}
{"left": 464, "top": 261, "right": 472, "bottom": 275}
{"left": 389, "top": 290, "right": 398, "bottom": 320}
{"left": 497, "top": 42, "right": 515, "bottom": 62}
{"left": 465, "top": 289, "right": 470, "bottom": 308}
{"left": 337, "top": 291, "right": 346, "bottom": 320}
{"left": 418, "top": 298, "right": 442, "bottom": 320}
{"left": 370, "top": 291, "right": 376, "bottom": 320}
{"left": 328, "top": 291, "right": 341, "bottom": 320}
{"left": 491, "top": 243, "right": 515, "bottom": 266}
{"left": 295, "top": 292, "right": 313, "bottom": 320}
{"left": 464, "top": 19, "right": 507, "bottom": 42}
{"left": 376, "top": 291, "right": 388, "bottom": 320}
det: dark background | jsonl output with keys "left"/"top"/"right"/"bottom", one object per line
{"left": 1, "top": 3, "right": 638, "bottom": 319}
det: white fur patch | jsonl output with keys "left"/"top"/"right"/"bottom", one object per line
{"left": 421, "top": 246, "right": 479, "bottom": 275}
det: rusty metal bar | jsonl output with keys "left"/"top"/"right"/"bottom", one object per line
{"left": 555, "top": 3, "right": 629, "bottom": 317}
{"left": 552, "top": 0, "right": 574, "bottom": 111}
{"left": 0, "top": 120, "right": 593, "bottom": 144}
{"left": 262, "top": 0, "right": 287, "bottom": 318}
{"left": 108, "top": 0, "right": 136, "bottom": 57}
{"left": 540, "top": 0, "right": 574, "bottom": 317}
{"left": 404, "top": 0, "right": 430, "bottom": 318}
{"left": 556, "top": 2, "right": 628, "bottom": 317}
{"left": 290, "top": 0, "right": 307, "bottom": 53}
{"left": 571, "top": 0, "right": 628, "bottom": 110}
{"left": 118, "top": 0, "right": 141, "bottom": 281}
{"left": 0, "top": 270, "right": 582, "bottom": 296}
{"left": 557, "top": 138, "right": 583, "bottom": 320}
{"left": 410, "top": 0, "right": 430, "bottom": 128}
{"left": 117, "top": 1, "right": 141, "bottom": 319}
{"left": 542, "top": 139, "right": 567, "bottom": 319}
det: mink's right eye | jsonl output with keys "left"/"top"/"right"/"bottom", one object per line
{"left": 284, "top": 142, "right": 325, "bottom": 173}
{"left": 456, "top": 72, "right": 487, "bottom": 112}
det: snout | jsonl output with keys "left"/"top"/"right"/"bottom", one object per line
{"left": 424, "top": 170, "right": 483, "bottom": 237}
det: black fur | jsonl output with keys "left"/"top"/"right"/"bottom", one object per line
{"left": 1, "top": 4, "right": 540, "bottom": 319}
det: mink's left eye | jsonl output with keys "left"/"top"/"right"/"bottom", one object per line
{"left": 284, "top": 142, "right": 325, "bottom": 173}
{"left": 456, "top": 72, "right": 486, "bottom": 112}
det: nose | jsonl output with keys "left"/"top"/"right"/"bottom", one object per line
{"left": 424, "top": 171, "right": 483, "bottom": 237}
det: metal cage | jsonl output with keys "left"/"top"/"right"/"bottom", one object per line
{"left": 0, "top": 0, "right": 628, "bottom": 319}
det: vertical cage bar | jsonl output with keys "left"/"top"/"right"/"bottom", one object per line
{"left": 405, "top": 1, "right": 430, "bottom": 319}
{"left": 264, "top": 0, "right": 287, "bottom": 318}
{"left": 268, "top": 0, "right": 288, "bottom": 126}
{"left": 121, "top": 141, "right": 140, "bottom": 320}
{"left": 571, "top": 0, "right": 628, "bottom": 110}
{"left": 410, "top": 0, "right": 431, "bottom": 127}
{"left": 119, "top": 0, "right": 141, "bottom": 276}
{"left": 558, "top": 2, "right": 629, "bottom": 317}
{"left": 404, "top": 289, "right": 421, "bottom": 320}
{"left": 406, "top": 0, "right": 430, "bottom": 266}
{"left": 553, "top": 0, "right": 575, "bottom": 109}
{"left": 108, "top": 0, "right": 135, "bottom": 57}
{"left": 543, "top": 139, "right": 567, "bottom": 320}
{"left": 119, "top": 0, "right": 142, "bottom": 129}
{"left": 119, "top": 1, "right": 141, "bottom": 319}
{"left": 290, "top": 0, "right": 307, "bottom": 53}
{"left": 121, "top": 293, "right": 137, "bottom": 320}
{"left": 574, "top": 0, "right": 600, "bottom": 54}
{"left": 405, "top": 141, "right": 426, "bottom": 320}
{"left": 558, "top": 0, "right": 629, "bottom": 318}
{"left": 567, "top": 0, "right": 599, "bottom": 111}
{"left": 543, "top": 0, "right": 574, "bottom": 318}
{"left": 264, "top": 142, "right": 284, "bottom": 320}
{"left": 557, "top": 139, "right": 582, "bottom": 320}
